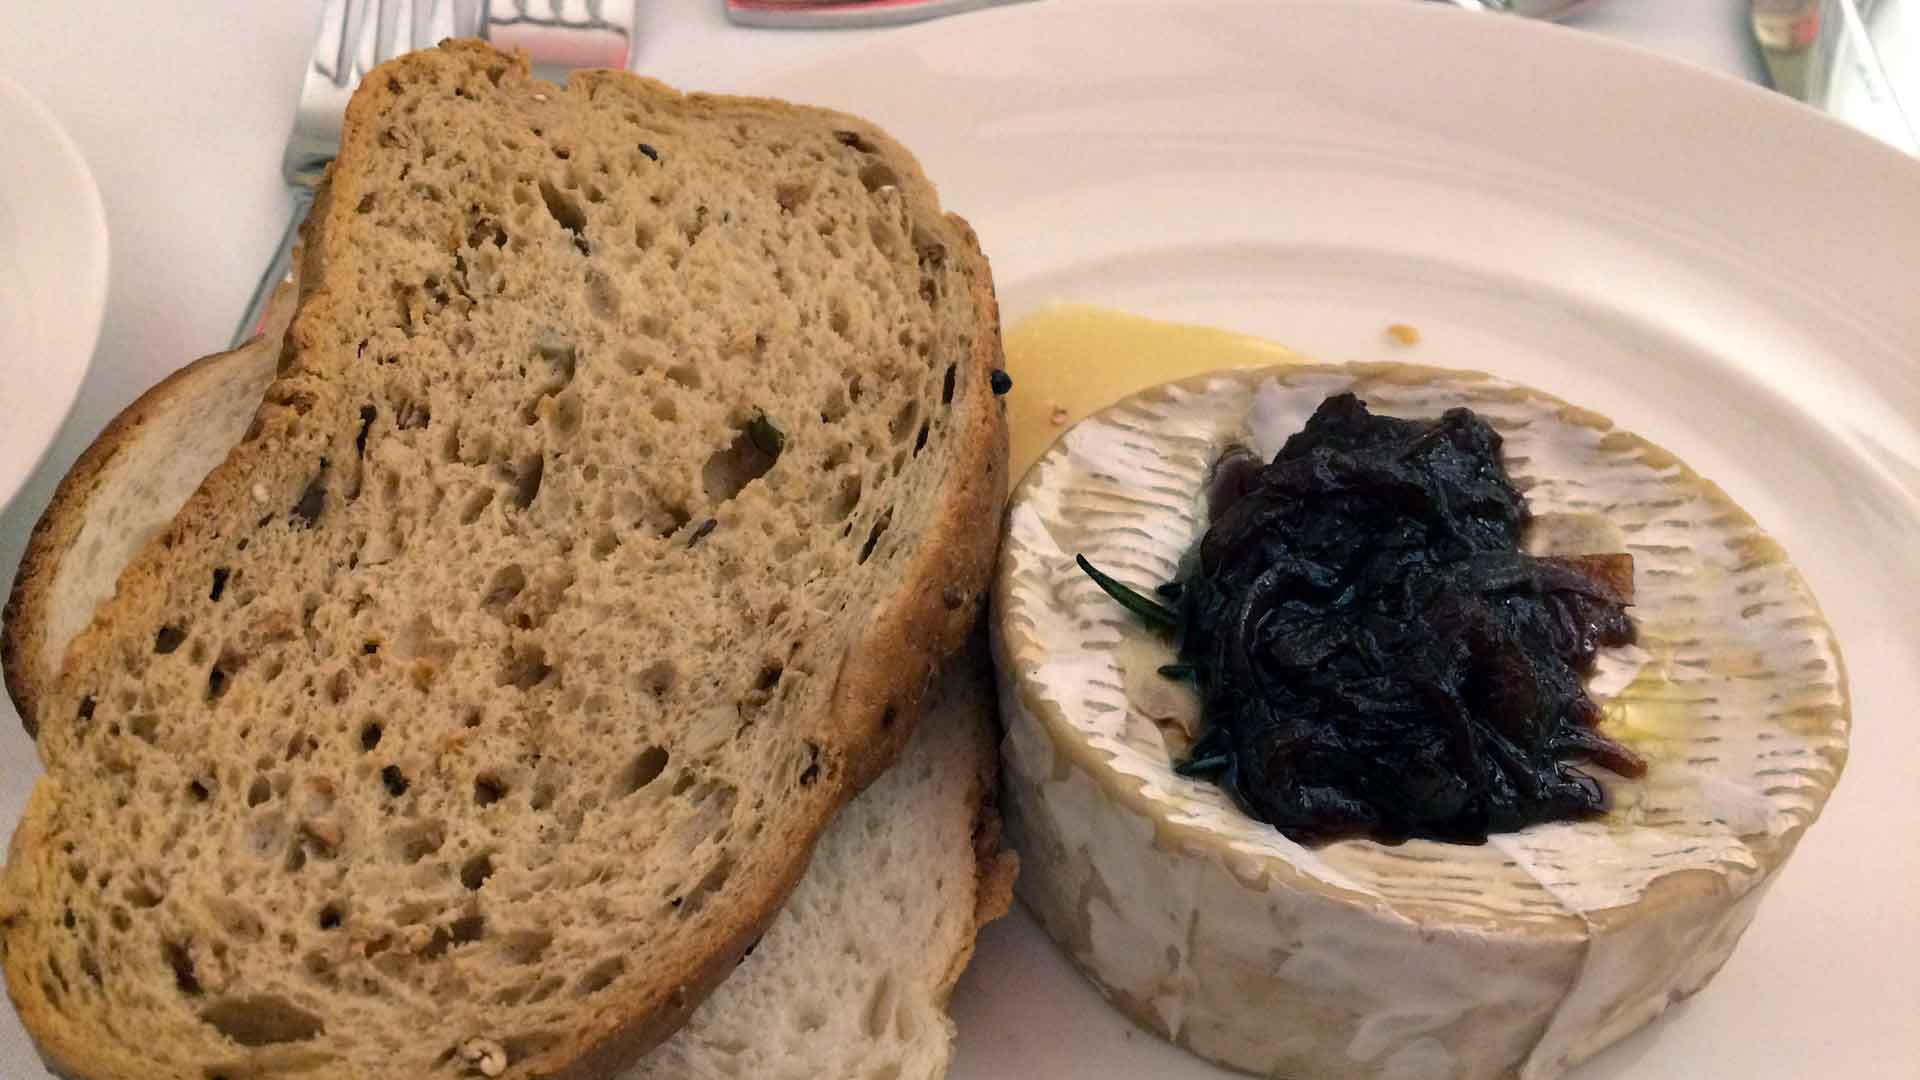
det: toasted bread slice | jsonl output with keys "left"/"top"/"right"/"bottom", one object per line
{"left": 1, "top": 40, "right": 1006, "bottom": 1080}
{"left": 3, "top": 305, "right": 1013, "bottom": 1080}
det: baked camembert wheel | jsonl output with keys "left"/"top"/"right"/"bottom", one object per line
{"left": 993, "top": 362, "right": 1848, "bottom": 1080}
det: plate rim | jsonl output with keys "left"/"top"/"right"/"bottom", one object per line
{"left": 741, "top": 0, "right": 1920, "bottom": 345}
{"left": 0, "top": 73, "right": 110, "bottom": 516}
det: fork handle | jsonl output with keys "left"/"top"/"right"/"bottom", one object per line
{"left": 232, "top": 187, "right": 315, "bottom": 349}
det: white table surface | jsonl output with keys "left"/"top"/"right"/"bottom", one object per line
{"left": 0, "top": 1, "right": 1770, "bottom": 1074}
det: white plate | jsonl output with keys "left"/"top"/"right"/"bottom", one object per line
{"left": 747, "top": 2, "right": 1920, "bottom": 1077}
{"left": 0, "top": 75, "right": 108, "bottom": 517}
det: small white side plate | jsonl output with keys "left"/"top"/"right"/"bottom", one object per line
{"left": 0, "top": 75, "right": 108, "bottom": 515}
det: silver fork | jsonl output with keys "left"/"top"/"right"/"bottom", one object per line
{"left": 233, "top": 0, "right": 638, "bottom": 346}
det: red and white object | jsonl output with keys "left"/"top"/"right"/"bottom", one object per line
{"left": 726, "top": 0, "right": 1032, "bottom": 30}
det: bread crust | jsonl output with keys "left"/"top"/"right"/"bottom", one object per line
{"left": 945, "top": 643, "right": 1018, "bottom": 1006}
{"left": 2, "top": 283, "right": 295, "bottom": 733}
{"left": 3, "top": 42, "right": 1006, "bottom": 1080}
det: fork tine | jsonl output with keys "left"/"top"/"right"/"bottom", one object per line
{"left": 374, "top": 0, "right": 402, "bottom": 66}
{"left": 346, "top": 0, "right": 380, "bottom": 84}
{"left": 417, "top": 0, "right": 448, "bottom": 50}
{"left": 308, "top": 0, "right": 345, "bottom": 86}
{"left": 455, "top": 0, "right": 487, "bottom": 38}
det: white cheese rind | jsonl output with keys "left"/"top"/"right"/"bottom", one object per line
{"left": 993, "top": 364, "right": 1848, "bottom": 1080}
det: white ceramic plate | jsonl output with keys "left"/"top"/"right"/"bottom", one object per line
{"left": 0, "top": 75, "right": 108, "bottom": 516}
{"left": 747, "top": 2, "right": 1920, "bottom": 1077}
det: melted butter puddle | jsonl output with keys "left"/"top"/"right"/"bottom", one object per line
{"left": 1601, "top": 657, "right": 1690, "bottom": 760}
{"left": 1003, "top": 304, "right": 1304, "bottom": 479}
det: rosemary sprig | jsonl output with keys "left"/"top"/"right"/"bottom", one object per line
{"left": 1076, "top": 554, "right": 1177, "bottom": 629}
{"left": 1174, "top": 753, "right": 1231, "bottom": 778}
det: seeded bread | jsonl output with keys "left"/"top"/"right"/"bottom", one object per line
{"left": 0, "top": 40, "right": 1006, "bottom": 1080}
{"left": 4, "top": 315, "right": 1014, "bottom": 1080}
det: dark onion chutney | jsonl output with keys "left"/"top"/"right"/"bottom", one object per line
{"left": 1080, "top": 393, "right": 1646, "bottom": 845}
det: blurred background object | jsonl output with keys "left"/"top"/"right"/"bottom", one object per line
{"left": 1484, "top": 0, "right": 1600, "bottom": 15}
{"left": 1755, "top": 0, "right": 1917, "bottom": 152}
